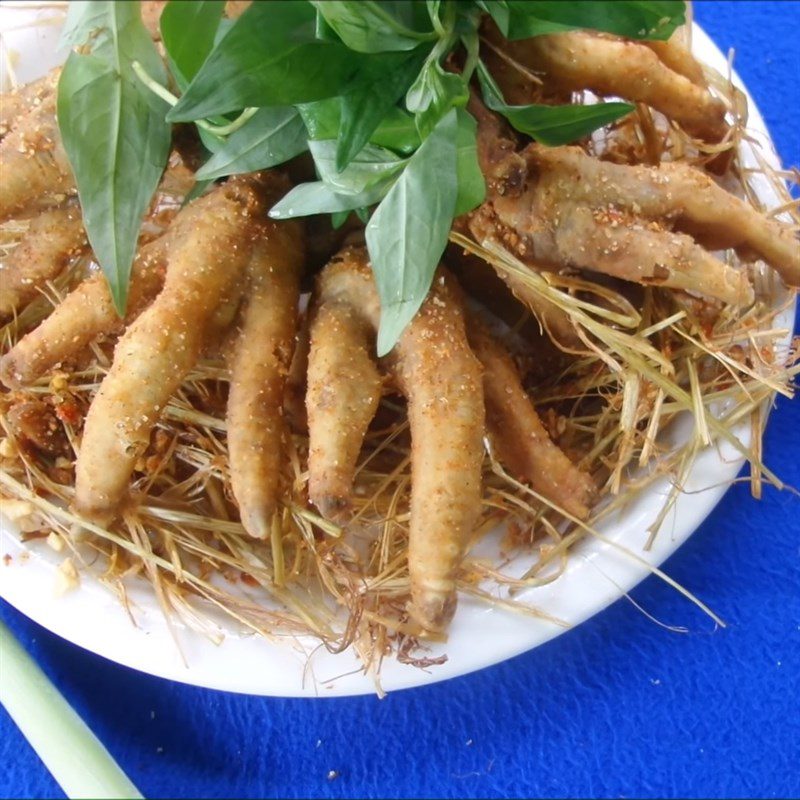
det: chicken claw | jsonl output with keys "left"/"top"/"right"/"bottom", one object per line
{"left": 0, "top": 205, "right": 86, "bottom": 316}
{"left": 307, "top": 247, "right": 485, "bottom": 633}
{"left": 483, "top": 22, "right": 728, "bottom": 143}
{"left": 74, "top": 175, "right": 270, "bottom": 523}
{"left": 0, "top": 92, "right": 73, "bottom": 221}
{"left": 0, "top": 237, "right": 168, "bottom": 389}
{"left": 226, "top": 174, "right": 304, "bottom": 539}
{"left": 466, "top": 316, "right": 595, "bottom": 520}
{"left": 0, "top": 69, "right": 59, "bottom": 141}
{"left": 469, "top": 115, "right": 799, "bottom": 305}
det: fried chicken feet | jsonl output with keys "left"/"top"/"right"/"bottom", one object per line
{"left": 468, "top": 100, "right": 799, "bottom": 312}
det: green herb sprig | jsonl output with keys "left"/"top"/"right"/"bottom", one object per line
{"left": 57, "top": 0, "right": 171, "bottom": 315}
{"left": 58, "top": 0, "right": 685, "bottom": 354}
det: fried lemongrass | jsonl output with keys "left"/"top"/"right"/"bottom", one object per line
{"left": 1, "top": 284, "right": 796, "bottom": 664}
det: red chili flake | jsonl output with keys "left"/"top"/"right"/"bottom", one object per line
{"left": 54, "top": 400, "right": 81, "bottom": 426}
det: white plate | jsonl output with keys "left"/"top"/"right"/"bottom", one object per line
{"left": 0, "top": 5, "right": 795, "bottom": 697}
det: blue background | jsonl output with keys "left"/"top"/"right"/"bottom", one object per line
{"left": 2, "top": 2, "right": 798, "bottom": 798}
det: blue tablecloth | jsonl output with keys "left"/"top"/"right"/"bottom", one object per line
{"left": 2, "top": 3, "right": 798, "bottom": 798}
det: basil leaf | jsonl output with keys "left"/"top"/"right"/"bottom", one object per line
{"left": 330, "top": 206, "right": 369, "bottom": 228}
{"left": 160, "top": 0, "right": 224, "bottom": 84}
{"left": 57, "top": 1, "right": 171, "bottom": 314}
{"left": 310, "top": 140, "right": 406, "bottom": 195}
{"left": 168, "top": 1, "right": 361, "bottom": 121}
{"left": 369, "top": 108, "right": 421, "bottom": 154}
{"left": 487, "top": 1, "right": 685, "bottom": 41}
{"left": 475, "top": 0, "right": 509, "bottom": 35}
{"left": 298, "top": 98, "right": 342, "bottom": 141}
{"left": 315, "top": 8, "right": 341, "bottom": 41}
{"left": 454, "top": 108, "right": 485, "bottom": 216}
{"left": 195, "top": 108, "right": 308, "bottom": 180}
{"left": 458, "top": 20, "right": 481, "bottom": 83}
{"left": 406, "top": 58, "right": 468, "bottom": 138}
{"left": 300, "top": 100, "right": 421, "bottom": 155}
{"left": 477, "top": 61, "right": 634, "bottom": 145}
{"left": 426, "top": 0, "right": 442, "bottom": 25}
{"left": 197, "top": 126, "right": 225, "bottom": 154}
{"left": 59, "top": 0, "right": 111, "bottom": 48}
{"left": 366, "top": 109, "right": 458, "bottom": 356}
{"left": 269, "top": 180, "right": 390, "bottom": 219}
{"left": 331, "top": 210, "right": 351, "bottom": 229}
{"left": 337, "top": 47, "right": 429, "bottom": 171}
{"left": 310, "top": 1, "right": 434, "bottom": 53}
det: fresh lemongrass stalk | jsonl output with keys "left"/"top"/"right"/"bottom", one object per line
{"left": 0, "top": 619, "right": 143, "bottom": 800}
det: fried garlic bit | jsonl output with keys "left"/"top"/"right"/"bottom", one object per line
{"left": 482, "top": 21, "right": 728, "bottom": 143}
{"left": 307, "top": 247, "right": 485, "bottom": 633}
{"left": 73, "top": 174, "right": 279, "bottom": 524}
{"left": 468, "top": 105, "right": 799, "bottom": 306}
{"left": 466, "top": 316, "right": 595, "bottom": 520}
{"left": 0, "top": 205, "right": 87, "bottom": 317}
{"left": 226, "top": 175, "right": 304, "bottom": 539}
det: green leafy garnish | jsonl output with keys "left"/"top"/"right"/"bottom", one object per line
{"left": 454, "top": 109, "right": 486, "bottom": 216}
{"left": 57, "top": 0, "right": 687, "bottom": 351}
{"left": 479, "top": 0, "right": 685, "bottom": 41}
{"left": 299, "top": 99, "right": 421, "bottom": 154}
{"left": 270, "top": 181, "right": 391, "bottom": 219}
{"left": 366, "top": 109, "right": 458, "bottom": 355}
{"left": 196, "top": 108, "right": 308, "bottom": 181}
{"left": 309, "top": 140, "right": 406, "bottom": 195}
{"left": 57, "top": 0, "right": 171, "bottom": 314}
{"left": 476, "top": 61, "right": 635, "bottom": 145}
{"left": 406, "top": 54, "right": 470, "bottom": 137}
{"left": 310, "top": 1, "right": 436, "bottom": 53}
{"left": 168, "top": 1, "right": 360, "bottom": 120}
{"left": 159, "top": 0, "right": 224, "bottom": 85}
{"left": 336, "top": 47, "right": 429, "bottom": 170}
